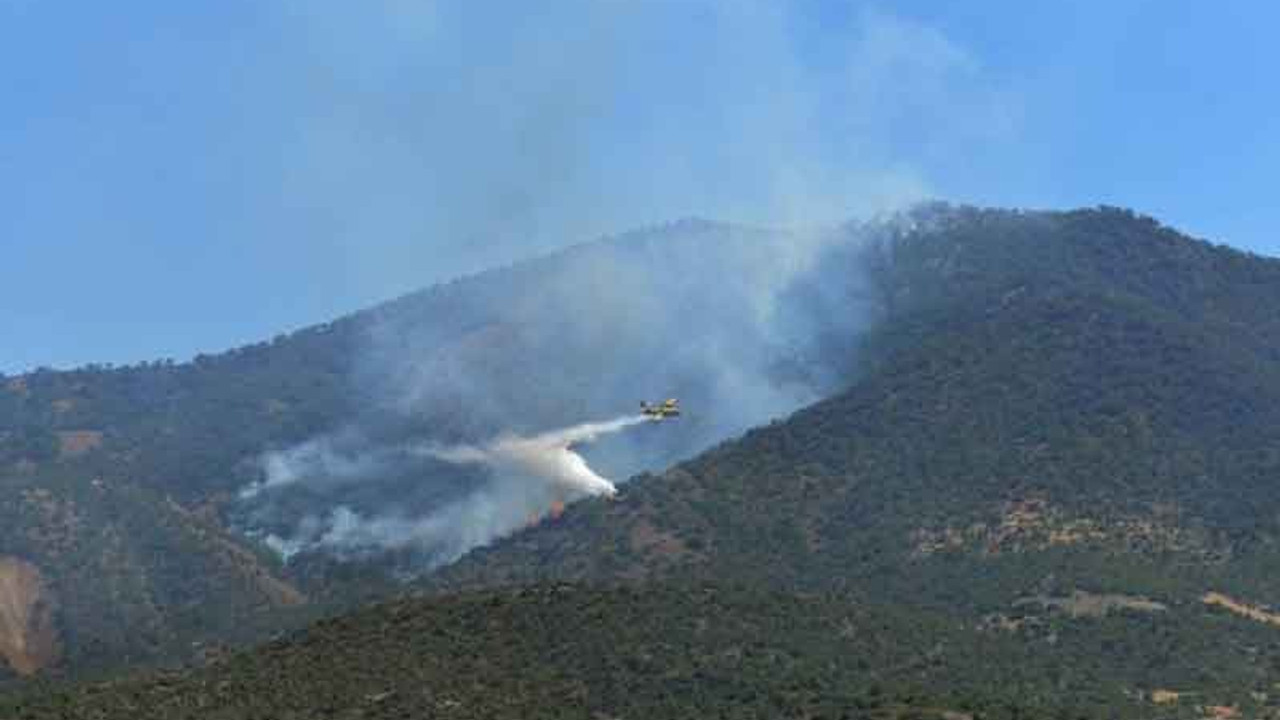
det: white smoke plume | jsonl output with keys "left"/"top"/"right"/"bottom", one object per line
{"left": 244, "top": 415, "right": 648, "bottom": 564}
{"left": 238, "top": 431, "right": 385, "bottom": 500}
{"left": 224, "top": 5, "right": 1019, "bottom": 575}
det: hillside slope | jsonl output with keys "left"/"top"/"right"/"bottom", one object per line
{"left": 425, "top": 207, "right": 1280, "bottom": 710}
{"left": 0, "top": 217, "right": 872, "bottom": 680}
{"left": 0, "top": 468, "right": 311, "bottom": 685}
{"left": 13, "top": 582, "right": 1279, "bottom": 719}
{"left": 438, "top": 206, "right": 1280, "bottom": 580}
{"left": 6, "top": 203, "right": 1280, "bottom": 703}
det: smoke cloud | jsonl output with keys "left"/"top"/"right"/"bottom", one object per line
{"left": 257, "top": 2, "right": 1012, "bottom": 303}
{"left": 235, "top": 217, "right": 900, "bottom": 569}
{"left": 243, "top": 415, "right": 649, "bottom": 565}
{"left": 226, "top": 4, "right": 1019, "bottom": 573}
{"left": 0, "top": 2, "right": 1022, "bottom": 375}
{"left": 239, "top": 430, "right": 385, "bottom": 500}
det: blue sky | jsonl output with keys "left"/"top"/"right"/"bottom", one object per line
{"left": 3, "top": 1, "right": 1277, "bottom": 373}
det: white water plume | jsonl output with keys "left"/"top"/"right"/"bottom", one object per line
{"left": 244, "top": 415, "right": 649, "bottom": 564}
{"left": 422, "top": 415, "right": 649, "bottom": 496}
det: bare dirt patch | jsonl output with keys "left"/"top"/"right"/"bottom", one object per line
{"left": 629, "top": 519, "right": 688, "bottom": 558}
{"left": 0, "top": 557, "right": 59, "bottom": 676}
{"left": 912, "top": 497, "right": 1223, "bottom": 560}
{"left": 1203, "top": 592, "right": 1280, "bottom": 627}
{"left": 56, "top": 430, "right": 103, "bottom": 458}
{"left": 1014, "top": 590, "right": 1167, "bottom": 618}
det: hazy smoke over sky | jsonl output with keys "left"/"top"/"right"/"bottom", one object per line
{"left": 0, "top": 1, "right": 1023, "bottom": 373}
{"left": 231, "top": 3, "right": 1017, "bottom": 570}
{"left": 269, "top": 2, "right": 1013, "bottom": 302}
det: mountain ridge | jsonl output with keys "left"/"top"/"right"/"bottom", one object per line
{"left": 435, "top": 205, "right": 1280, "bottom": 592}
{"left": 7, "top": 204, "right": 1280, "bottom": 717}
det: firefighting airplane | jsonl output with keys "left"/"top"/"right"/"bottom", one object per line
{"left": 640, "top": 398, "right": 681, "bottom": 420}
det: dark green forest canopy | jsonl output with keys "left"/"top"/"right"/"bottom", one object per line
{"left": 10, "top": 583, "right": 1277, "bottom": 720}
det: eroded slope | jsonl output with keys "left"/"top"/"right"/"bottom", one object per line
{"left": 0, "top": 557, "right": 57, "bottom": 676}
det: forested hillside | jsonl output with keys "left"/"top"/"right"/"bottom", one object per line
{"left": 7, "top": 204, "right": 1280, "bottom": 717}
{"left": 425, "top": 206, "right": 1280, "bottom": 714}
{"left": 14, "top": 582, "right": 1278, "bottom": 720}
{"left": 0, "top": 217, "right": 871, "bottom": 681}
{"left": 440, "top": 206, "right": 1280, "bottom": 587}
